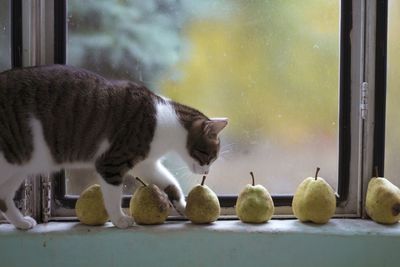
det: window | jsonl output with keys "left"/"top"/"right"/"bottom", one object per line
{"left": 385, "top": 0, "right": 399, "bottom": 185}
{"left": 63, "top": 0, "right": 344, "bottom": 210}
{"left": 0, "top": 0, "right": 11, "bottom": 71}
{"left": 4, "top": 0, "right": 387, "bottom": 222}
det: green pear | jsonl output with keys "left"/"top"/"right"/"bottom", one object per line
{"left": 365, "top": 167, "right": 400, "bottom": 224}
{"left": 130, "top": 177, "right": 171, "bottom": 225}
{"left": 236, "top": 172, "right": 274, "bottom": 223}
{"left": 292, "top": 167, "right": 336, "bottom": 224}
{"left": 76, "top": 184, "right": 109, "bottom": 226}
{"left": 185, "top": 176, "right": 220, "bottom": 224}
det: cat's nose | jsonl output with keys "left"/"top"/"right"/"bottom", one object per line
{"left": 204, "top": 170, "right": 209, "bottom": 175}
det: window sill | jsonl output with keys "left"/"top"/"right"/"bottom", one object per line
{"left": 1, "top": 219, "right": 399, "bottom": 267}
{"left": 1, "top": 218, "right": 400, "bottom": 235}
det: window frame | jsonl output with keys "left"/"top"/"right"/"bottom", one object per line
{"left": 10, "top": 0, "right": 22, "bottom": 68}
{"left": 373, "top": 0, "right": 388, "bottom": 175}
{"left": 50, "top": 0, "right": 355, "bottom": 219}
{"left": 6, "top": 0, "right": 388, "bottom": 222}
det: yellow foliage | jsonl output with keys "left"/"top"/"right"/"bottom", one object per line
{"left": 161, "top": 1, "right": 339, "bottom": 145}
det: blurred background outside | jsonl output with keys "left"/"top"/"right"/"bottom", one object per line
{"left": 65, "top": 0, "right": 340, "bottom": 196}
{"left": 4, "top": 1, "right": 398, "bottom": 196}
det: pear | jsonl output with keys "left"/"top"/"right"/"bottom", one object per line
{"left": 292, "top": 167, "right": 336, "bottom": 224}
{"left": 185, "top": 176, "right": 220, "bottom": 224}
{"left": 236, "top": 172, "right": 274, "bottom": 223}
{"left": 365, "top": 167, "right": 400, "bottom": 224}
{"left": 129, "top": 177, "right": 171, "bottom": 225}
{"left": 76, "top": 184, "right": 109, "bottom": 226}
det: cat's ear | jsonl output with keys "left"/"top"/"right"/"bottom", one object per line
{"left": 204, "top": 118, "right": 228, "bottom": 137}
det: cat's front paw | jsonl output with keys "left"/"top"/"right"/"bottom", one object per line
{"left": 164, "top": 184, "right": 186, "bottom": 216}
{"left": 14, "top": 216, "right": 37, "bottom": 230}
{"left": 172, "top": 200, "right": 186, "bottom": 216}
{"left": 112, "top": 215, "right": 135, "bottom": 229}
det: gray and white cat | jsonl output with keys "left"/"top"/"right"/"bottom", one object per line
{"left": 0, "top": 65, "right": 227, "bottom": 229}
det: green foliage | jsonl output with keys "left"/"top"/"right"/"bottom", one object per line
{"left": 68, "top": 0, "right": 221, "bottom": 84}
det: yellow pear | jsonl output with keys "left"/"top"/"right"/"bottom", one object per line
{"left": 76, "top": 184, "right": 109, "bottom": 226}
{"left": 365, "top": 168, "right": 400, "bottom": 224}
{"left": 130, "top": 177, "right": 171, "bottom": 225}
{"left": 185, "top": 176, "right": 220, "bottom": 224}
{"left": 292, "top": 167, "right": 336, "bottom": 224}
{"left": 236, "top": 172, "right": 274, "bottom": 223}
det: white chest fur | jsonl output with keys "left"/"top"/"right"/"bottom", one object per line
{"left": 145, "top": 101, "right": 189, "bottom": 160}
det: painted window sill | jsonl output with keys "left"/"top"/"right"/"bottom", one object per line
{"left": 1, "top": 219, "right": 399, "bottom": 267}
{"left": 1, "top": 218, "right": 400, "bottom": 236}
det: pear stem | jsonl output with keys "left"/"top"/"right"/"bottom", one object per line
{"left": 201, "top": 176, "right": 207, "bottom": 186}
{"left": 136, "top": 177, "right": 147, "bottom": 187}
{"left": 250, "top": 172, "right": 255, "bottom": 186}
{"left": 315, "top": 167, "right": 320, "bottom": 181}
{"left": 374, "top": 166, "right": 379, "bottom": 178}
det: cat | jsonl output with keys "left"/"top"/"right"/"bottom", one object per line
{"left": 0, "top": 64, "right": 227, "bottom": 229}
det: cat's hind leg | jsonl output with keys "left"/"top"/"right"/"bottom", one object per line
{"left": 0, "top": 175, "right": 37, "bottom": 230}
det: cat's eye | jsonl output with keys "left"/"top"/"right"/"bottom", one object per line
{"left": 193, "top": 149, "right": 212, "bottom": 165}
{"left": 195, "top": 149, "right": 209, "bottom": 157}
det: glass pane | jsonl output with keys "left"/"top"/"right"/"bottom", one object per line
{"left": 385, "top": 0, "right": 400, "bottom": 186}
{"left": 67, "top": 0, "right": 339, "bottom": 196}
{"left": 0, "top": 0, "right": 11, "bottom": 71}
{"left": 0, "top": 0, "right": 10, "bottom": 222}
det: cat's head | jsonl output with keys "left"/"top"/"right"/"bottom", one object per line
{"left": 184, "top": 118, "right": 228, "bottom": 175}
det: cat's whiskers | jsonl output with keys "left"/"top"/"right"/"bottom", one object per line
{"left": 220, "top": 142, "right": 237, "bottom": 150}
{"left": 219, "top": 150, "right": 232, "bottom": 155}
{"left": 169, "top": 166, "right": 190, "bottom": 174}
{"left": 218, "top": 148, "right": 235, "bottom": 162}
{"left": 181, "top": 172, "right": 194, "bottom": 180}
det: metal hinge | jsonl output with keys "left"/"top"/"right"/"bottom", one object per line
{"left": 41, "top": 176, "right": 51, "bottom": 223}
{"left": 23, "top": 179, "right": 34, "bottom": 217}
{"left": 360, "top": 82, "right": 368, "bottom": 120}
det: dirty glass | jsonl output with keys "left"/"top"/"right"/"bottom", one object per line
{"left": 66, "top": 0, "right": 340, "bottom": 196}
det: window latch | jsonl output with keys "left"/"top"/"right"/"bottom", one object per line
{"left": 360, "top": 82, "right": 368, "bottom": 120}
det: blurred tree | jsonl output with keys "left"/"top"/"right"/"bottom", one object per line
{"left": 68, "top": 0, "right": 225, "bottom": 86}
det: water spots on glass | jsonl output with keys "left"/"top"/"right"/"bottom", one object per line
{"left": 65, "top": 0, "right": 340, "bottom": 195}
